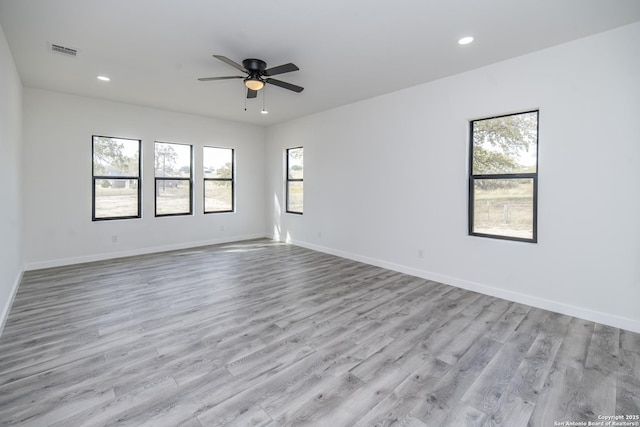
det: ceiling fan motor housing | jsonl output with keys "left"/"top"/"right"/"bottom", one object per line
{"left": 242, "top": 58, "right": 267, "bottom": 72}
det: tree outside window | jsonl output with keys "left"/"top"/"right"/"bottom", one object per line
{"left": 204, "top": 146, "right": 234, "bottom": 213}
{"left": 469, "top": 111, "right": 538, "bottom": 242}
{"left": 92, "top": 136, "right": 141, "bottom": 220}
{"left": 286, "top": 147, "right": 303, "bottom": 214}
{"left": 155, "top": 141, "right": 192, "bottom": 216}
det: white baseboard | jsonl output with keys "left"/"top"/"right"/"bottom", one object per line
{"left": 24, "top": 233, "right": 267, "bottom": 271}
{"left": 0, "top": 267, "right": 23, "bottom": 338}
{"left": 281, "top": 237, "right": 640, "bottom": 334}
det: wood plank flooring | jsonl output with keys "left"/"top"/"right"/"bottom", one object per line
{"left": 0, "top": 239, "right": 638, "bottom": 426}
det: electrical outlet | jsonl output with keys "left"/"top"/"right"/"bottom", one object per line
{"left": 417, "top": 249, "right": 423, "bottom": 258}
{"left": 317, "top": 231, "right": 322, "bottom": 238}
{"left": 111, "top": 235, "right": 118, "bottom": 243}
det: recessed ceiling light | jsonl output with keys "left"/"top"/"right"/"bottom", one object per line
{"left": 97, "top": 75, "right": 111, "bottom": 82}
{"left": 458, "top": 36, "right": 474, "bottom": 45}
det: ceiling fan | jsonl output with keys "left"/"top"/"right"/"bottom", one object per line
{"left": 198, "top": 55, "right": 304, "bottom": 98}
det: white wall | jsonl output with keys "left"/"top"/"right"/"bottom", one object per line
{"left": 0, "top": 23, "right": 23, "bottom": 331}
{"left": 266, "top": 23, "right": 640, "bottom": 332}
{"left": 23, "top": 89, "right": 266, "bottom": 268}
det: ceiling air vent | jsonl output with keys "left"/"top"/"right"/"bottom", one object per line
{"left": 50, "top": 43, "right": 78, "bottom": 57}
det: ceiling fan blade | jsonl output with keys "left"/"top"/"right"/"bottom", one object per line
{"left": 265, "top": 78, "right": 304, "bottom": 93}
{"left": 213, "top": 55, "right": 248, "bottom": 73}
{"left": 247, "top": 88, "right": 258, "bottom": 99}
{"left": 197, "top": 76, "right": 244, "bottom": 81}
{"left": 263, "top": 63, "right": 299, "bottom": 77}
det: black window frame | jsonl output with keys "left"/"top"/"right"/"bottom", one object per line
{"left": 468, "top": 110, "right": 539, "bottom": 243}
{"left": 154, "top": 141, "right": 193, "bottom": 217}
{"left": 203, "top": 146, "right": 235, "bottom": 214}
{"left": 92, "top": 135, "right": 141, "bottom": 221}
{"left": 286, "top": 146, "right": 304, "bottom": 215}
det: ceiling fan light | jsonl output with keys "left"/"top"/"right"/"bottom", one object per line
{"left": 245, "top": 78, "right": 264, "bottom": 91}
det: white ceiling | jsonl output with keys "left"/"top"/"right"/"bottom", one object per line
{"left": 2, "top": 0, "right": 640, "bottom": 126}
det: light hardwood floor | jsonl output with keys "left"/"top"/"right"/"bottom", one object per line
{"left": 0, "top": 239, "right": 638, "bottom": 426}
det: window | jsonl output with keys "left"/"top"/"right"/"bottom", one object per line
{"left": 92, "top": 136, "right": 141, "bottom": 221}
{"left": 286, "top": 147, "right": 303, "bottom": 214}
{"left": 469, "top": 110, "right": 538, "bottom": 242}
{"left": 155, "top": 141, "right": 192, "bottom": 216}
{"left": 204, "top": 146, "right": 234, "bottom": 213}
